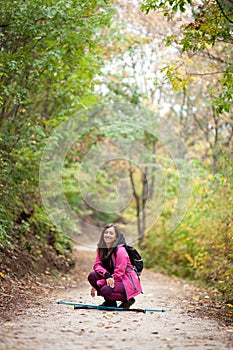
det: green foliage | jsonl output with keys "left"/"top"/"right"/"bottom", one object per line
{"left": 0, "top": 0, "right": 113, "bottom": 119}
{"left": 53, "top": 230, "right": 72, "bottom": 255}
{"left": 0, "top": 222, "right": 12, "bottom": 248}
{"left": 144, "top": 160, "right": 233, "bottom": 302}
{"left": 141, "top": 0, "right": 192, "bottom": 14}
{"left": 0, "top": 0, "right": 114, "bottom": 261}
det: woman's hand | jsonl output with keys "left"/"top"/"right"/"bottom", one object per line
{"left": 106, "top": 277, "right": 115, "bottom": 288}
{"left": 90, "top": 287, "right": 96, "bottom": 297}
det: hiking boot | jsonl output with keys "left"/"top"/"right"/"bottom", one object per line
{"left": 118, "top": 298, "right": 135, "bottom": 309}
{"left": 99, "top": 300, "right": 117, "bottom": 307}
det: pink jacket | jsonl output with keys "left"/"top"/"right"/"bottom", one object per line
{"left": 93, "top": 244, "right": 143, "bottom": 300}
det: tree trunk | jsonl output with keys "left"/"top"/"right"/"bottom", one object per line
{"left": 129, "top": 166, "right": 143, "bottom": 246}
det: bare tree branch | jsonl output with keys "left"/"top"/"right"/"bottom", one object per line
{"left": 215, "top": 0, "right": 233, "bottom": 24}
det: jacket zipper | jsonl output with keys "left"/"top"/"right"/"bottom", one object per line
{"left": 122, "top": 280, "right": 128, "bottom": 300}
{"left": 129, "top": 274, "right": 137, "bottom": 291}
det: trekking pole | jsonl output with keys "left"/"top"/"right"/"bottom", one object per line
{"left": 57, "top": 301, "right": 165, "bottom": 313}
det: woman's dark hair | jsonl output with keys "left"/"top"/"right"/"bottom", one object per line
{"left": 97, "top": 223, "right": 125, "bottom": 260}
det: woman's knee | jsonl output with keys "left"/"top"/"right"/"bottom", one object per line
{"left": 99, "top": 285, "right": 112, "bottom": 299}
{"left": 87, "top": 271, "right": 98, "bottom": 285}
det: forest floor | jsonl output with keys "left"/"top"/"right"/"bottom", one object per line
{"left": 0, "top": 247, "right": 232, "bottom": 350}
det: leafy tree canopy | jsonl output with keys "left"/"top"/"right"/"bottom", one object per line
{"left": 0, "top": 0, "right": 114, "bottom": 247}
{"left": 140, "top": 0, "right": 233, "bottom": 114}
{"left": 0, "top": 0, "right": 113, "bottom": 121}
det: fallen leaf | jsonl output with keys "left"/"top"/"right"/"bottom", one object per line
{"left": 226, "top": 304, "right": 233, "bottom": 308}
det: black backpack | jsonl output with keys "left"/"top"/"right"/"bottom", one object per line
{"left": 124, "top": 244, "right": 143, "bottom": 276}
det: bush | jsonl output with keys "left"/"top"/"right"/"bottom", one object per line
{"left": 144, "top": 163, "right": 233, "bottom": 302}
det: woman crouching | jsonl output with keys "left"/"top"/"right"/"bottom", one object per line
{"left": 88, "top": 223, "right": 142, "bottom": 308}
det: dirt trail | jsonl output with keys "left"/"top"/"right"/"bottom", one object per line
{"left": 0, "top": 249, "right": 232, "bottom": 350}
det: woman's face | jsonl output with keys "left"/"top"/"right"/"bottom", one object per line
{"left": 103, "top": 226, "right": 117, "bottom": 247}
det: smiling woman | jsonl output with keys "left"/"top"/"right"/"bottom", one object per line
{"left": 103, "top": 225, "right": 117, "bottom": 248}
{"left": 87, "top": 223, "right": 143, "bottom": 308}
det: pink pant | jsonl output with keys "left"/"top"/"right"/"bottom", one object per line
{"left": 88, "top": 271, "right": 127, "bottom": 302}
